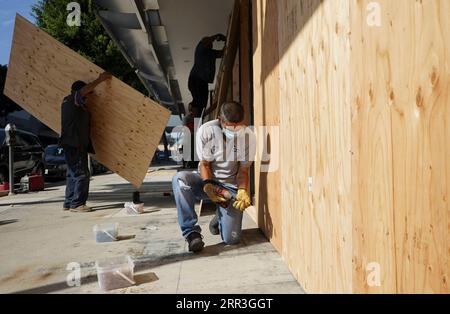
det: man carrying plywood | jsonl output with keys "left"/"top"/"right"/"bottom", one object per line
{"left": 60, "top": 72, "right": 112, "bottom": 213}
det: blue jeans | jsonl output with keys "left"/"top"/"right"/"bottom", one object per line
{"left": 63, "top": 146, "right": 90, "bottom": 209}
{"left": 172, "top": 171, "right": 243, "bottom": 245}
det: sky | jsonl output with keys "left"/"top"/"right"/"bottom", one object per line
{"left": 0, "top": 0, "right": 37, "bottom": 65}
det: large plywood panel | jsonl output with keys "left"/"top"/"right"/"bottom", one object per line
{"left": 4, "top": 15, "right": 171, "bottom": 188}
{"left": 351, "top": 0, "right": 450, "bottom": 294}
{"left": 389, "top": 0, "right": 449, "bottom": 294}
{"left": 252, "top": 0, "right": 282, "bottom": 254}
{"left": 278, "top": 0, "right": 352, "bottom": 293}
{"left": 350, "top": 1, "right": 397, "bottom": 293}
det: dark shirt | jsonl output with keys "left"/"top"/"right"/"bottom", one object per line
{"left": 59, "top": 92, "right": 94, "bottom": 153}
{"left": 189, "top": 39, "right": 222, "bottom": 83}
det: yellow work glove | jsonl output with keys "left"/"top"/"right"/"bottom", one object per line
{"left": 203, "top": 183, "right": 227, "bottom": 204}
{"left": 233, "top": 189, "right": 251, "bottom": 211}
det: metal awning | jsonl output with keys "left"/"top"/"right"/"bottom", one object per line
{"left": 94, "top": 0, "right": 233, "bottom": 118}
{"left": 94, "top": 0, "right": 181, "bottom": 115}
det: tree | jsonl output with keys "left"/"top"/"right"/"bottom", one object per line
{"left": 32, "top": 0, "right": 146, "bottom": 93}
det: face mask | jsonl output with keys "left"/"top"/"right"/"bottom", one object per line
{"left": 223, "top": 128, "right": 236, "bottom": 140}
{"left": 222, "top": 127, "right": 244, "bottom": 140}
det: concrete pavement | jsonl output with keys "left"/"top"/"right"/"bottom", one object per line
{"left": 0, "top": 166, "right": 304, "bottom": 294}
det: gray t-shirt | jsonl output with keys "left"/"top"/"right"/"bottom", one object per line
{"left": 196, "top": 119, "right": 256, "bottom": 185}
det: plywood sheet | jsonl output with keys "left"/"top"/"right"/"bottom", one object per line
{"left": 389, "top": 0, "right": 449, "bottom": 294}
{"left": 350, "top": 1, "right": 397, "bottom": 293}
{"left": 4, "top": 15, "right": 171, "bottom": 188}
{"left": 252, "top": 0, "right": 283, "bottom": 254}
{"left": 351, "top": 0, "right": 450, "bottom": 294}
{"left": 278, "top": 0, "right": 352, "bottom": 293}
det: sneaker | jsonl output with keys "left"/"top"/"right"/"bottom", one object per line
{"left": 186, "top": 232, "right": 204, "bottom": 253}
{"left": 70, "top": 205, "right": 94, "bottom": 213}
{"left": 209, "top": 210, "right": 220, "bottom": 235}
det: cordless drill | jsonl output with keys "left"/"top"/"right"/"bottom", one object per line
{"left": 204, "top": 180, "right": 235, "bottom": 208}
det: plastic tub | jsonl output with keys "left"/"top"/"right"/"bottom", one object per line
{"left": 124, "top": 202, "right": 145, "bottom": 215}
{"left": 93, "top": 223, "right": 119, "bottom": 243}
{"left": 96, "top": 255, "right": 135, "bottom": 291}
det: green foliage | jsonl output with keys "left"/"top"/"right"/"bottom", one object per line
{"left": 32, "top": 0, "right": 146, "bottom": 93}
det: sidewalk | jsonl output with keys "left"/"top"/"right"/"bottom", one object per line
{"left": 0, "top": 166, "right": 304, "bottom": 294}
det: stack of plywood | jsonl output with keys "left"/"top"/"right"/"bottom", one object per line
{"left": 252, "top": 0, "right": 449, "bottom": 293}
{"left": 4, "top": 15, "right": 171, "bottom": 188}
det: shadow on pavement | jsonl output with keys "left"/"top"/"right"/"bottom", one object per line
{"left": 11, "top": 228, "right": 267, "bottom": 294}
{"left": 0, "top": 219, "right": 19, "bottom": 226}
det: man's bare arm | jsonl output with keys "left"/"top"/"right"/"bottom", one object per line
{"left": 236, "top": 166, "right": 250, "bottom": 192}
{"left": 79, "top": 72, "right": 112, "bottom": 97}
{"left": 199, "top": 160, "right": 214, "bottom": 181}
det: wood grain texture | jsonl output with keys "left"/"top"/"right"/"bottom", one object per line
{"left": 350, "top": 0, "right": 397, "bottom": 293}
{"left": 278, "top": 0, "right": 352, "bottom": 293}
{"left": 212, "top": 0, "right": 240, "bottom": 117}
{"left": 252, "top": 0, "right": 449, "bottom": 293}
{"left": 252, "top": 0, "right": 283, "bottom": 254}
{"left": 389, "top": 0, "right": 449, "bottom": 294}
{"left": 4, "top": 15, "right": 171, "bottom": 188}
{"left": 351, "top": 0, "right": 449, "bottom": 294}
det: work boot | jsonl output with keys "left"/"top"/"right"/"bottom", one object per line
{"left": 186, "top": 232, "right": 204, "bottom": 253}
{"left": 70, "top": 205, "right": 94, "bottom": 213}
{"left": 209, "top": 210, "right": 220, "bottom": 235}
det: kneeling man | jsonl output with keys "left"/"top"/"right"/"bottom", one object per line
{"left": 172, "top": 101, "right": 255, "bottom": 252}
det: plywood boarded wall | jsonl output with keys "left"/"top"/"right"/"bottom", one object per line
{"left": 351, "top": 0, "right": 449, "bottom": 294}
{"left": 252, "top": 0, "right": 283, "bottom": 254}
{"left": 4, "top": 15, "right": 171, "bottom": 188}
{"left": 252, "top": 0, "right": 449, "bottom": 293}
{"left": 278, "top": 0, "right": 352, "bottom": 293}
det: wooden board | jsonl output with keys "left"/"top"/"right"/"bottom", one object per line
{"left": 278, "top": 0, "right": 352, "bottom": 293}
{"left": 239, "top": 0, "right": 251, "bottom": 125}
{"left": 352, "top": 0, "right": 449, "bottom": 293}
{"left": 350, "top": 0, "right": 397, "bottom": 293}
{"left": 4, "top": 15, "right": 171, "bottom": 188}
{"left": 252, "top": 0, "right": 449, "bottom": 293}
{"left": 211, "top": 0, "right": 240, "bottom": 117}
{"left": 252, "top": 0, "right": 283, "bottom": 254}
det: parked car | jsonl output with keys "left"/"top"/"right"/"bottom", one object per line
{"left": 152, "top": 149, "right": 169, "bottom": 164}
{"left": 44, "top": 145, "right": 66, "bottom": 179}
{"left": 44, "top": 145, "right": 108, "bottom": 180}
{"left": 0, "top": 128, "right": 45, "bottom": 183}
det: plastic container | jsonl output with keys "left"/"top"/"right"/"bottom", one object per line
{"left": 93, "top": 223, "right": 119, "bottom": 243}
{"left": 124, "top": 202, "right": 145, "bottom": 215}
{"left": 96, "top": 255, "right": 135, "bottom": 291}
